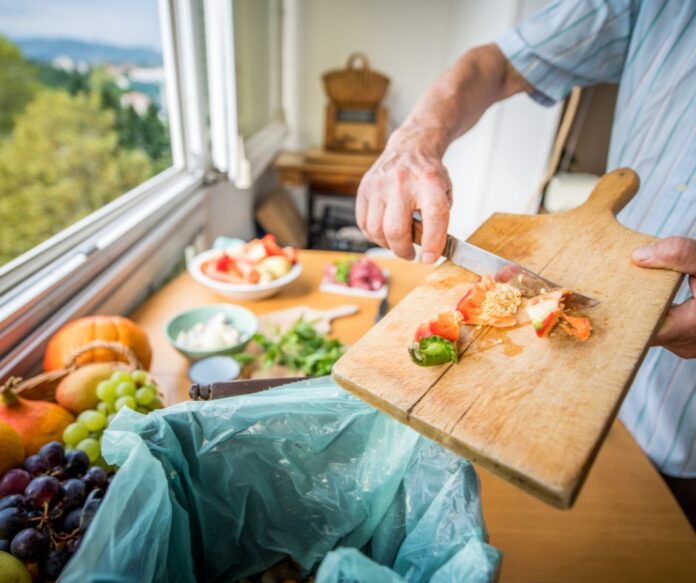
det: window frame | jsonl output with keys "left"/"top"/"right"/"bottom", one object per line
{"left": 205, "top": 0, "right": 286, "bottom": 189}
{"left": 0, "top": 0, "right": 211, "bottom": 378}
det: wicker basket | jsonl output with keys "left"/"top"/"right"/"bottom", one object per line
{"left": 322, "top": 52, "right": 390, "bottom": 108}
{"left": 3, "top": 340, "right": 164, "bottom": 404}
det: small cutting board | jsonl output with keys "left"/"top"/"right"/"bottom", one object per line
{"left": 332, "top": 169, "right": 682, "bottom": 508}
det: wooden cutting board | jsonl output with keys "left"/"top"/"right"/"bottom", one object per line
{"left": 332, "top": 169, "right": 682, "bottom": 508}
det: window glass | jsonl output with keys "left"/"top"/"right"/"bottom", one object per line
{"left": 0, "top": 0, "right": 172, "bottom": 267}
{"left": 233, "top": 0, "right": 282, "bottom": 139}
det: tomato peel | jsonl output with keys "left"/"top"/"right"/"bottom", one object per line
{"left": 414, "top": 310, "right": 462, "bottom": 343}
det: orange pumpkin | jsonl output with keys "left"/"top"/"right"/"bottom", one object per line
{"left": 0, "top": 385, "right": 75, "bottom": 455}
{"left": 44, "top": 315, "right": 152, "bottom": 371}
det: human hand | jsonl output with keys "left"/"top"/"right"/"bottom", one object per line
{"left": 356, "top": 131, "right": 452, "bottom": 263}
{"left": 632, "top": 236, "right": 696, "bottom": 358}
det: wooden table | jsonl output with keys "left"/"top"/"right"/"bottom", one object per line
{"left": 130, "top": 250, "right": 696, "bottom": 582}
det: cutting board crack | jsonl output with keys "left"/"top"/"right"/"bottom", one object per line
{"left": 406, "top": 328, "right": 486, "bottom": 416}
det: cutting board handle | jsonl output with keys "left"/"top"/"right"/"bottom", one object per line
{"left": 576, "top": 167, "right": 639, "bottom": 216}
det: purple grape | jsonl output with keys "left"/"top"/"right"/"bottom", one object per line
{"left": 24, "top": 476, "right": 61, "bottom": 508}
{"left": 0, "top": 507, "right": 28, "bottom": 539}
{"left": 10, "top": 527, "right": 49, "bottom": 560}
{"left": 0, "top": 469, "right": 31, "bottom": 497}
{"left": 0, "top": 494, "right": 24, "bottom": 511}
{"left": 65, "top": 450, "right": 90, "bottom": 477}
{"left": 42, "top": 548, "right": 71, "bottom": 579}
{"left": 51, "top": 466, "right": 70, "bottom": 481}
{"left": 61, "top": 508, "right": 81, "bottom": 532}
{"left": 83, "top": 467, "right": 108, "bottom": 490}
{"left": 26, "top": 509, "right": 42, "bottom": 520}
{"left": 61, "top": 479, "right": 86, "bottom": 510}
{"left": 0, "top": 538, "right": 8, "bottom": 552}
{"left": 38, "top": 441, "right": 65, "bottom": 467}
{"left": 80, "top": 489, "right": 104, "bottom": 532}
{"left": 65, "top": 534, "right": 81, "bottom": 554}
{"left": 24, "top": 455, "right": 49, "bottom": 476}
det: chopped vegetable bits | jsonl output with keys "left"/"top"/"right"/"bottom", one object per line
{"left": 410, "top": 275, "right": 592, "bottom": 367}
{"left": 322, "top": 256, "right": 386, "bottom": 291}
{"left": 175, "top": 313, "right": 244, "bottom": 351}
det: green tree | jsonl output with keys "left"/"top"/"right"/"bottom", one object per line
{"left": 0, "top": 90, "right": 152, "bottom": 265}
{"left": 0, "top": 37, "right": 37, "bottom": 134}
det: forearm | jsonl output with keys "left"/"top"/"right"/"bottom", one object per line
{"left": 390, "top": 44, "right": 532, "bottom": 157}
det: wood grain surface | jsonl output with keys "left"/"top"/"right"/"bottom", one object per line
{"left": 333, "top": 169, "right": 683, "bottom": 508}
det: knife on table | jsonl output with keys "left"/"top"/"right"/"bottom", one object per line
{"left": 411, "top": 217, "right": 598, "bottom": 309}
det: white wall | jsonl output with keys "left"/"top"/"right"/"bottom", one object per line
{"left": 283, "top": 0, "right": 561, "bottom": 239}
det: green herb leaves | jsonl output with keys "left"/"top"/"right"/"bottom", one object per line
{"left": 251, "top": 318, "right": 345, "bottom": 377}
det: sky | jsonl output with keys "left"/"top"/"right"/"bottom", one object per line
{"left": 0, "top": 0, "right": 163, "bottom": 49}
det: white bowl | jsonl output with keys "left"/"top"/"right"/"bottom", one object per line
{"left": 189, "top": 249, "right": 303, "bottom": 301}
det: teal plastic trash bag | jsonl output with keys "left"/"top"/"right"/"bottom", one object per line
{"left": 61, "top": 378, "right": 500, "bottom": 583}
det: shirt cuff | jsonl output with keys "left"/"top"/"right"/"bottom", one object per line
{"left": 496, "top": 28, "right": 576, "bottom": 107}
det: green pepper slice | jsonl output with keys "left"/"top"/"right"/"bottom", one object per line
{"left": 408, "top": 335, "right": 459, "bottom": 367}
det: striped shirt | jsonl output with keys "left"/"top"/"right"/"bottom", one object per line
{"left": 497, "top": 0, "right": 696, "bottom": 477}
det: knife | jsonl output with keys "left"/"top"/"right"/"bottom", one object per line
{"left": 411, "top": 217, "right": 598, "bottom": 309}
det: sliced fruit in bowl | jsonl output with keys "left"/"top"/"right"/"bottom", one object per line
{"left": 190, "top": 235, "right": 301, "bottom": 300}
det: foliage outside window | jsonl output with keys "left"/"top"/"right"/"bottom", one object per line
{"left": 0, "top": 35, "right": 171, "bottom": 267}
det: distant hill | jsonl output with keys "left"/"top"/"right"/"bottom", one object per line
{"left": 13, "top": 37, "right": 162, "bottom": 66}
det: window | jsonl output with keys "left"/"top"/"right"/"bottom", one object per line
{"left": 233, "top": 0, "right": 283, "bottom": 140}
{"left": 0, "top": 0, "right": 173, "bottom": 267}
{"left": 0, "top": 0, "right": 210, "bottom": 379}
{"left": 205, "top": 0, "right": 285, "bottom": 187}
{"left": 0, "top": 0, "right": 285, "bottom": 380}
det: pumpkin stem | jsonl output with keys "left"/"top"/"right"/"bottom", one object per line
{"left": 0, "top": 377, "right": 21, "bottom": 407}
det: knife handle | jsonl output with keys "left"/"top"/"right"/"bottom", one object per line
{"left": 411, "top": 215, "right": 454, "bottom": 259}
{"left": 412, "top": 216, "right": 424, "bottom": 246}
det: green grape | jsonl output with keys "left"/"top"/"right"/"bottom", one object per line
{"left": 63, "top": 422, "right": 89, "bottom": 447}
{"left": 136, "top": 406, "right": 149, "bottom": 415}
{"left": 115, "top": 396, "right": 136, "bottom": 411}
{"left": 96, "top": 379, "right": 117, "bottom": 402}
{"left": 115, "top": 381, "right": 136, "bottom": 398}
{"left": 78, "top": 410, "right": 107, "bottom": 432}
{"left": 97, "top": 402, "right": 111, "bottom": 415}
{"left": 149, "top": 396, "right": 164, "bottom": 410}
{"left": 131, "top": 370, "right": 149, "bottom": 385}
{"left": 76, "top": 437, "right": 101, "bottom": 463}
{"left": 135, "top": 387, "right": 155, "bottom": 406}
{"left": 110, "top": 370, "right": 131, "bottom": 383}
{"left": 107, "top": 413, "right": 117, "bottom": 426}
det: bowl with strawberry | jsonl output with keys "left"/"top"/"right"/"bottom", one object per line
{"left": 189, "top": 235, "right": 301, "bottom": 301}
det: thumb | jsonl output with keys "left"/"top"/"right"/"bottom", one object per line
{"left": 632, "top": 236, "right": 696, "bottom": 275}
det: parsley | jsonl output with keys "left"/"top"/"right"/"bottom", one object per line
{"left": 249, "top": 318, "right": 345, "bottom": 377}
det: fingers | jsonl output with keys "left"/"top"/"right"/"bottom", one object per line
{"left": 652, "top": 296, "right": 696, "bottom": 359}
{"left": 383, "top": 197, "right": 415, "bottom": 260}
{"left": 365, "top": 198, "right": 388, "bottom": 248}
{"left": 632, "top": 236, "right": 696, "bottom": 275}
{"left": 419, "top": 193, "right": 449, "bottom": 263}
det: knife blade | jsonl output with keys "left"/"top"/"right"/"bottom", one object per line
{"left": 411, "top": 217, "right": 598, "bottom": 309}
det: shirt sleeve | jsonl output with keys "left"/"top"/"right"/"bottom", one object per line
{"left": 496, "top": 0, "right": 638, "bottom": 106}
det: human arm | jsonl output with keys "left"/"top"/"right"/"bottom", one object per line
{"left": 356, "top": 44, "right": 532, "bottom": 262}
{"left": 632, "top": 237, "right": 696, "bottom": 358}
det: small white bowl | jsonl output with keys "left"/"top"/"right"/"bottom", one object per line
{"left": 189, "top": 249, "right": 303, "bottom": 301}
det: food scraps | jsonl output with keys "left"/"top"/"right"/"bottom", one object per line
{"left": 409, "top": 276, "right": 592, "bottom": 367}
